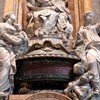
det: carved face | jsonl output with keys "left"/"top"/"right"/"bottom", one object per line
{"left": 85, "top": 12, "right": 94, "bottom": 25}
{"left": 73, "top": 62, "right": 85, "bottom": 75}
{"left": 3, "top": 13, "right": 16, "bottom": 24}
{"left": 9, "top": 14, "right": 17, "bottom": 23}
{"left": 15, "top": 24, "right": 23, "bottom": 32}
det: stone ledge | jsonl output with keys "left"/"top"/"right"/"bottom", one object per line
{"left": 9, "top": 91, "right": 71, "bottom": 100}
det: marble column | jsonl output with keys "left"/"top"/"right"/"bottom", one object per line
{"left": 4, "top": 0, "right": 22, "bottom": 24}
{"left": 18, "top": 0, "right": 23, "bottom": 24}
{"left": 4, "top": 0, "right": 13, "bottom": 16}
{"left": 68, "top": 0, "right": 93, "bottom": 48}
{"left": 78, "top": 0, "right": 93, "bottom": 26}
{"left": 84, "top": 0, "right": 93, "bottom": 14}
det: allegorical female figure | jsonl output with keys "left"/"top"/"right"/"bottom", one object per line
{"left": 64, "top": 12, "right": 100, "bottom": 99}
{"left": 23, "top": 0, "right": 73, "bottom": 38}
{"left": 0, "top": 13, "right": 28, "bottom": 96}
{"left": 78, "top": 12, "right": 100, "bottom": 94}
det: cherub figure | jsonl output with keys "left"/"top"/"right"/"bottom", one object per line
{"left": 14, "top": 24, "right": 28, "bottom": 56}
{"left": 64, "top": 62, "right": 93, "bottom": 100}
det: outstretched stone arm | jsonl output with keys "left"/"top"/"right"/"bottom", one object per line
{"left": 2, "top": 32, "right": 23, "bottom": 45}
{"left": 93, "top": 23, "right": 100, "bottom": 29}
{"left": 27, "top": 4, "right": 43, "bottom": 11}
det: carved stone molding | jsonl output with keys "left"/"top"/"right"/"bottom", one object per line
{"left": 9, "top": 91, "right": 71, "bottom": 100}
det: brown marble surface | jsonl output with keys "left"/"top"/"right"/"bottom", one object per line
{"left": 0, "top": 0, "right": 5, "bottom": 22}
{"left": 92, "top": 0, "right": 100, "bottom": 23}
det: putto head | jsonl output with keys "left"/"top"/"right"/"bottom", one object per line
{"left": 15, "top": 24, "right": 23, "bottom": 32}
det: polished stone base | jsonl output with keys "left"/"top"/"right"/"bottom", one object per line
{"left": 9, "top": 91, "right": 71, "bottom": 100}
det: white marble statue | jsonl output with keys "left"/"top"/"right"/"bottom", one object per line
{"left": 64, "top": 62, "right": 93, "bottom": 100}
{"left": 26, "top": 0, "right": 73, "bottom": 38}
{"left": 0, "top": 13, "right": 28, "bottom": 97}
{"left": 64, "top": 12, "right": 100, "bottom": 99}
{"left": 78, "top": 12, "right": 100, "bottom": 94}
{"left": 14, "top": 24, "right": 28, "bottom": 55}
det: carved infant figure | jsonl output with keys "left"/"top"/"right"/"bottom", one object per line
{"left": 64, "top": 62, "right": 93, "bottom": 100}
